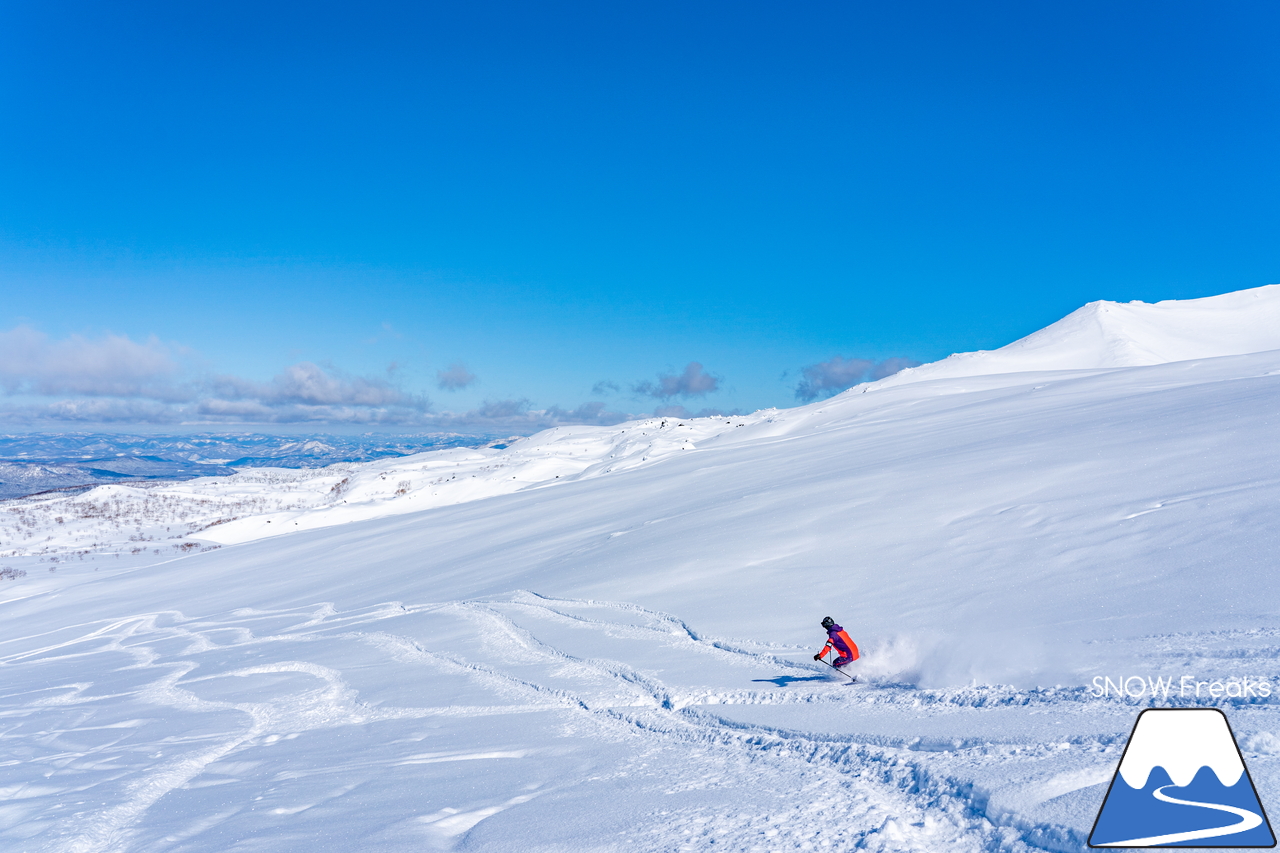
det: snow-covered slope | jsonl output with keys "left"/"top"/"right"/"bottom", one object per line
{"left": 0, "top": 414, "right": 762, "bottom": 561}
{"left": 875, "top": 283, "right": 1280, "bottom": 389}
{"left": 2, "top": 287, "right": 1279, "bottom": 853}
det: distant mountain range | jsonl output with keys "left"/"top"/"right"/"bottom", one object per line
{"left": 0, "top": 432, "right": 508, "bottom": 500}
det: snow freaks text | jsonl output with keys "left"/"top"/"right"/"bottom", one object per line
{"left": 1091, "top": 676, "right": 1273, "bottom": 700}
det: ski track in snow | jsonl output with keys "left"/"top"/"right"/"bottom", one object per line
{"left": 2, "top": 595, "right": 988, "bottom": 852}
{"left": 2, "top": 590, "right": 1275, "bottom": 851}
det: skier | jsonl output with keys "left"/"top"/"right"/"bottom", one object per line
{"left": 814, "top": 616, "right": 859, "bottom": 668}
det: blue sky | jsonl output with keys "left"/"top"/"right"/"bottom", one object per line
{"left": 2, "top": 1, "right": 1278, "bottom": 431}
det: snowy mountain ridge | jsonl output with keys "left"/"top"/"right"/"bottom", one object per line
{"left": 872, "top": 283, "right": 1280, "bottom": 389}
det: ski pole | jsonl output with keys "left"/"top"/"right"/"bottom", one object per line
{"left": 816, "top": 656, "right": 856, "bottom": 682}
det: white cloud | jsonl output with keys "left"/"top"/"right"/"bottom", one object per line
{"left": 0, "top": 328, "right": 720, "bottom": 431}
{"left": 474, "top": 398, "right": 529, "bottom": 419}
{"left": 795, "top": 356, "right": 921, "bottom": 401}
{"left": 0, "top": 327, "right": 433, "bottom": 426}
{"left": 0, "top": 325, "right": 188, "bottom": 400}
{"left": 25, "top": 398, "right": 185, "bottom": 424}
{"left": 653, "top": 404, "right": 743, "bottom": 419}
{"left": 633, "top": 362, "right": 720, "bottom": 400}
{"left": 211, "top": 362, "right": 427, "bottom": 409}
{"left": 436, "top": 362, "right": 478, "bottom": 391}
{"left": 543, "top": 401, "right": 632, "bottom": 426}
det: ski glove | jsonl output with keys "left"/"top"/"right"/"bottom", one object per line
{"left": 813, "top": 653, "right": 822, "bottom": 661}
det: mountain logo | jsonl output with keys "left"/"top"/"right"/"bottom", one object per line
{"left": 1089, "top": 708, "right": 1275, "bottom": 848}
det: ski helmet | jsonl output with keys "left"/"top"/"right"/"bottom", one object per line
{"left": 820, "top": 616, "right": 835, "bottom": 630}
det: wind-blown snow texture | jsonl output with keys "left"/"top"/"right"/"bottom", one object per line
{"left": 2, "top": 286, "right": 1279, "bottom": 852}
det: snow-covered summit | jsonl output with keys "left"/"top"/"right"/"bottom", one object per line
{"left": 874, "top": 283, "right": 1280, "bottom": 389}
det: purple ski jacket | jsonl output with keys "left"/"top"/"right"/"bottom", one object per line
{"left": 819, "top": 623, "right": 860, "bottom": 662}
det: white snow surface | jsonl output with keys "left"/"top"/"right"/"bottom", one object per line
{"left": 2, "top": 286, "right": 1280, "bottom": 852}
{"left": 874, "top": 283, "right": 1280, "bottom": 389}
